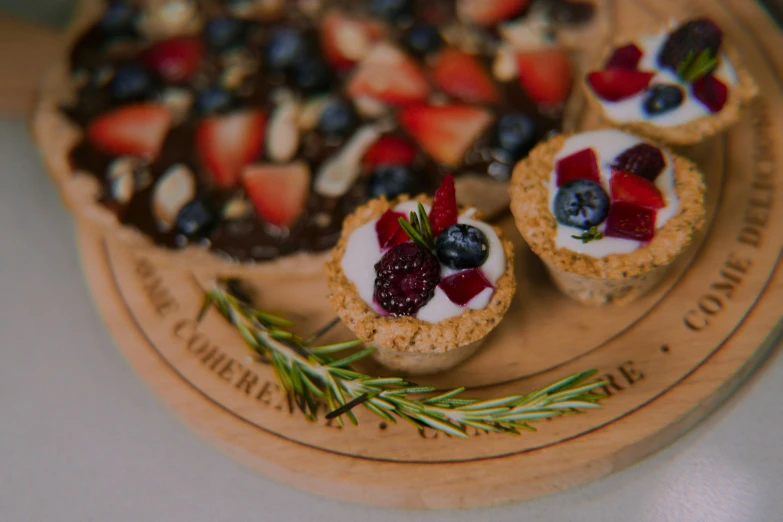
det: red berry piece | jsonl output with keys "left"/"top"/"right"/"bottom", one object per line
{"left": 516, "top": 48, "right": 573, "bottom": 107}
{"left": 457, "top": 0, "right": 530, "bottom": 27}
{"left": 142, "top": 36, "right": 205, "bottom": 83}
{"left": 429, "top": 174, "right": 458, "bottom": 236}
{"left": 610, "top": 171, "right": 665, "bottom": 209}
{"left": 612, "top": 143, "right": 666, "bottom": 182}
{"left": 87, "top": 103, "right": 171, "bottom": 159}
{"left": 658, "top": 18, "right": 723, "bottom": 73}
{"left": 363, "top": 136, "right": 417, "bottom": 169}
{"left": 243, "top": 163, "right": 311, "bottom": 228}
{"left": 375, "top": 210, "right": 409, "bottom": 249}
{"left": 432, "top": 47, "right": 499, "bottom": 104}
{"left": 373, "top": 243, "right": 441, "bottom": 316}
{"left": 692, "top": 74, "right": 728, "bottom": 113}
{"left": 196, "top": 110, "right": 267, "bottom": 188}
{"left": 439, "top": 268, "right": 493, "bottom": 306}
{"left": 604, "top": 44, "right": 643, "bottom": 70}
{"left": 556, "top": 147, "right": 600, "bottom": 187}
{"left": 587, "top": 69, "right": 655, "bottom": 101}
{"left": 604, "top": 202, "right": 656, "bottom": 241}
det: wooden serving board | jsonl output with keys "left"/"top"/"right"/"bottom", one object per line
{"left": 49, "top": 0, "right": 783, "bottom": 510}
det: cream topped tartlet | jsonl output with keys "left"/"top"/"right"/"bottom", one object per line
{"left": 326, "top": 176, "right": 515, "bottom": 375}
{"left": 584, "top": 18, "right": 757, "bottom": 145}
{"left": 510, "top": 129, "right": 705, "bottom": 305}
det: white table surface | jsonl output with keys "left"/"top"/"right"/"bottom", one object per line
{"left": 1, "top": 2, "right": 783, "bottom": 517}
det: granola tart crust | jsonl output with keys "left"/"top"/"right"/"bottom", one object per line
{"left": 583, "top": 38, "right": 759, "bottom": 146}
{"left": 325, "top": 194, "right": 516, "bottom": 357}
{"left": 508, "top": 132, "right": 706, "bottom": 281}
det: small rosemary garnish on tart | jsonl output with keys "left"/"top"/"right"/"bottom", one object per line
{"left": 677, "top": 49, "right": 718, "bottom": 83}
{"left": 398, "top": 202, "right": 435, "bottom": 251}
{"left": 571, "top": 226, "right": 605, "bottom": 244}
{"left": 201, "top": 281, "right": 608, "bottom": 438}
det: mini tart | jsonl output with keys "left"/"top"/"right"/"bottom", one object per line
{"left": 583, "top": 24, "right": 758, "bottom": 146}
{"left": 509, "top": 132, "right": 705, "bottom": 305}
{"left": 325, "top": 195, "right": 516, "bottom": 375}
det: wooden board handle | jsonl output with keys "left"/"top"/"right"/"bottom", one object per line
{"left": 0, "top": 17, "right": 65, "bottom": 118}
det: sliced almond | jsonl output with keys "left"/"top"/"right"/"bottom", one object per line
{"left": 267, "top": 99, "right": 301, "bottom": 163}
{"left": 492, "top": 44, "right": 518, "bottom": 82}
{"left": 107, "top": 157, "right": 136, "bottom": 205}
{"left": 334, "top": 19, "right": 371, "bottom": 61}
{"left": 222, "top": 197, "right": 253, "bottom": 221}
{"left": 314, "top": 124, "right": 382, "bottom": 198}
{"left": 498, "top": 14, "right": 553, "bottom": 52}
{"left": 153, "top": 164, "right": 196, "bottom": 232}
{"left": 353, "top": 96, "right": 388, "bottom": 118}
{"left": 138, "top": 0, "right": 202, "bottom": 40}
{"left": 160, "top": 87, "right": 193, "bottom": 125}
{"left": 298, "top": 96, "right": 330, "bottom": 130}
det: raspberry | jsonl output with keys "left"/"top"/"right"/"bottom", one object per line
{"left": 612, "top": 143, "right": 665, "bottom": 182}
{"left": 658, "top": 18, "right": 723, "bottom": 73}
{"left": 373, "top": 243, "right": 440, "bottom": 316}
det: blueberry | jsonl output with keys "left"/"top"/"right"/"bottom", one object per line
{"left": 368, "top": 165, "right": 418, "bottom": 199}
{"left": 435, "top": 224, "right": 490, "bottom": 270}
{"left": 553, "top": 179, "right": 610, "bottom": 230}
{"left": 100, "top": 1, "right": 137, "bottom": 35}
{"left": 643, "top": 84, "right": 684, "bottom": 116}
{"left": 204, "top": 17, "right": 246, "bottom": 50}
{"left": 292, "top": 56, "right": 333, "bottom": 94}
{"left": 109, "top": 64, "right": 152, "bottom": 101}
{"left": 403, "top": 23, "right": 443, "bottom": 57}
{"left": 369, "top": 0, "right": 414, "bottom": 21}
{"left": 494, "top": 113, "right": 536, "bottom": 161}
{"left": 265, "top": 28, "right": 306, "bottom": 70}
{"left": 174, "top": 199, "right": 216, "bottom": 239}
{"left": 318, "top": 100, "right": 357, "bottom": 138}
{"left": 195, "top": 86, "right": 236, "bottom": 114}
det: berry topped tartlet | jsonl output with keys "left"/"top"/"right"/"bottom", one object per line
{"left": 325, "top": 176, "right": 515, "bottom": 375}
{"left": 509, "top": 129, "right": 705, "bottom": 305}
{"left": 584, "top": 18, "right": 757, "bottom": 145}
{"left": 34, "top": 0, "right": 602, "bottom": 275}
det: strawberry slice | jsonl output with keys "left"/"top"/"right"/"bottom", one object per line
{"left": 692, "top": 74, "right": 728, "bottom": 113}
{"left": 516, "top": 48, "right": 573, "bottom": 107}
{"left": 399, "top": 104, "right": 493, "bottom": 167}
{"left": 375, "top": 210, "right": 409, "bottom": 249}
{"left": 439, "top": 269, "right": 493, "bottom": 306}
{"left": 142, "top": 36, "right": 205, "bottom": 83}
{"left": 320, "top": 11, "right": 385, "bottom": 71}
{"left": 243, "top": 162, "right": 311, "bottom": 227}
{"left": 604, "top": 44, "right": 643, "bottom": 70}
{"left": 346, "top": 43, "right": 430, "bottom": 105}
{"left": 196, "top": 110, "right": 266, "bottom": 188}
{"left": 457, "top": 0, "right": 531, "bottom": 27}
{"left": 612, "top": 143, "right": 665, "bottom": 182}
{"left": 610, "top": 171, "right": 665, "bottom": 209}
{"left": 87, "top": 103, "right": 172, "bottom": 159}
{"left": 604, "top": 201, "right": 656, "bottom": 242}
{"left": 363, "top": 136, "right": 417, "bottom": 169}
{"left": 431, "top": 47, "right": 498, "bottom": 104}
{"left": 587, "top": 69, "right": 655, "bottom": 101}
{"left": 429, "top": 174, "right": 458, "bottom": 236}
{"left": 556, "top": 148, "right": 600, "bottom": 187}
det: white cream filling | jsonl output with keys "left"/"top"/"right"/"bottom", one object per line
{"left": 341, "top": 201, "right": 506, "bottom": 323}
{"left": 548, "top": 129, "right": 678, "bottom": 257}
{"left": 598, "top": 28, "right": 738, "bottom": 127}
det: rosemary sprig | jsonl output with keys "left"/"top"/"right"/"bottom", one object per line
{"left": 571, "top": 226, "right": 604, "bottom": 244}
{"left": 398, "top": 203, "right": 435, "bottom": 250}
{"left": 201, "top": 281, "right": 608, "bottom": 438}
{"left": 676, "top": 49, "right": 718, "bottom": 83}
